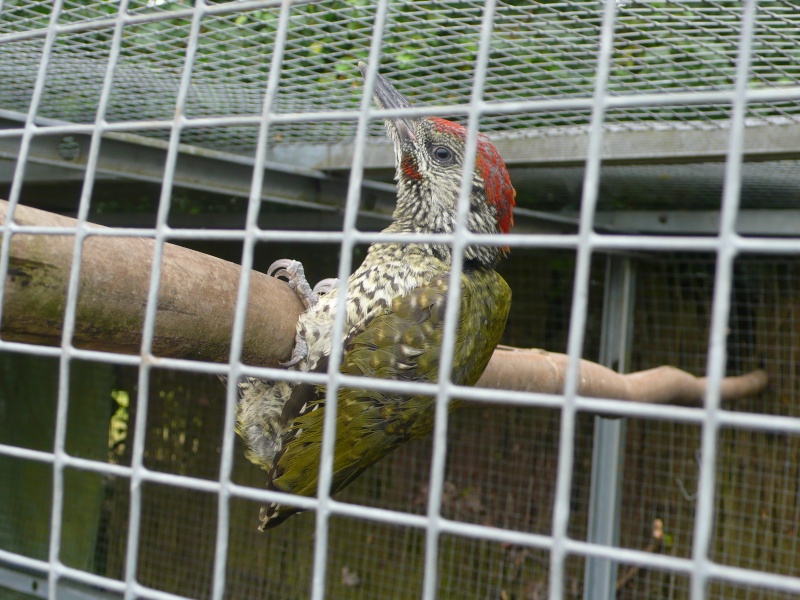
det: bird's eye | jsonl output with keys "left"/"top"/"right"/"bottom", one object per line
{"left": 431, "top": 145, "right": 454, "bottom": 164}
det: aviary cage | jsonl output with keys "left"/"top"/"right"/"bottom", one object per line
{"left": 1, "top": 1, "right": 799, "bottom": 599}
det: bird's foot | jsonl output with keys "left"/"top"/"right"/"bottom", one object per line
{"left": 268, "top": 259, "right": 319, "bottom": 309}
{"left": 313, "top": 277, "right": 339, "bottom": 295}
{"left": 280, "top": 334, "right": 308, "bottom": 368}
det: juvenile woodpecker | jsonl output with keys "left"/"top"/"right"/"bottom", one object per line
{"left": 235, "top": 63, "right": 515, "bottom": 530}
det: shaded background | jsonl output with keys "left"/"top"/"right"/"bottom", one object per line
{"left": 2, "top": 0, "right": 800, "bottom": 598}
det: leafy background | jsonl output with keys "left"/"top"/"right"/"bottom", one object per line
{"left": 1, "top": 0, "right": 799, "bottom": 151}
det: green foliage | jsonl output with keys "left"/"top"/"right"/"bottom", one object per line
{"left": 109, "top": 389, "right": 129, "bottom": 462}
{"left": 2, "top": 1, "right": 798, "bottom": 138}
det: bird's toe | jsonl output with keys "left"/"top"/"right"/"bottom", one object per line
{"left": 313, "top": 278, "right": 339, "bottom": 295}
{"left": 268, "top": 259, "right": 318, "bottom": 308}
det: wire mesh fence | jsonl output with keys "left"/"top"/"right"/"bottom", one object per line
{"left": 1, "top": 0, "right": 800, "bottom": 599}
{"left": 2, "top": 0, "right": 800, "bottom": 149}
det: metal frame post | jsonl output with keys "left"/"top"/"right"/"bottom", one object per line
{"left": 583, "top": 254, "right": 636, "bottom": 599}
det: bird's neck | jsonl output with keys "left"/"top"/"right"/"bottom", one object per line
{"left": 389, "top": 183, "right": 503, "bottom": 269}
{"left": 380, "top": 219, "right": 501, "bottom": 270}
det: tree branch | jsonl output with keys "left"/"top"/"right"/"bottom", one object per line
{"left": 0, "top": 200, "right": 768, "bottom": 407}
{"left": 1, "top": 201, "right": 302, "bottom": 366}
{"left": 478, "top": 347, "right": 768, "bottom": 407}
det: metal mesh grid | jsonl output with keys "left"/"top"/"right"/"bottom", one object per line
{"left": 2, "top": 0, "right": 800, "bottom": 600}
{"left": 1, "top": 0, "right": 800, "bottom": 152}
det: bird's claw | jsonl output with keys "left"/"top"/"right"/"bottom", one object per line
{"left": 267, "top": 258, "right": 297, "bottom": 279}
{"left": 279, "top": 335, "right": 308, "bottom": 368}
{"left": 268, "top": 259, "right": 317, "bottom": 309}
{"left": 268, "top": 260, "right": 320, "bottom": 368}
{"left": 313, "top": 278, "right": 339, "bottom": 295}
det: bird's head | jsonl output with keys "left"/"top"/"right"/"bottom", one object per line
{"left": 359, "top": 63, "right": 516, "bottom": 267}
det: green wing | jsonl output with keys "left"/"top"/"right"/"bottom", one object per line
{"left": 270, "top": 267, "right": 511, "bottom": 509}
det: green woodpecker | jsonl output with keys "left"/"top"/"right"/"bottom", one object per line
{"left": 234, "top": 63, "right": 515, "bottom": 530}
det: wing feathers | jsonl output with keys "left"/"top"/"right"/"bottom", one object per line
{"left": 266, "top": 269, "right": 511, "bottom": 523}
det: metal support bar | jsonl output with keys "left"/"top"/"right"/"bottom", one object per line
{"left": 0, "top": 563, "right": 120, "bottom": 600}
{"left": 0, "top": 114, "right": 398, "bottom": 215}
{"left": 270, "top": 121, "right": 800, "bottom": 170}
{"left": 584, "top": 255, "right": 636, "bottom": 600}
{"left": 592, "top": 209, "right": 800, "bottom": 236}
{"left": 0, "top": 110, "right": 575, "bottom": 233}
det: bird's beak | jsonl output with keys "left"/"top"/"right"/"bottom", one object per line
{"left": 359, "top": 62, "right": 417, "bottom": 144}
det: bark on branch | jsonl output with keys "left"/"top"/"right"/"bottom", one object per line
{"left": 1, "top": 201, "right": 302, "bottom": 366}
{"left": 0, "top": 200, "right": 768, "bottom": 407}
{"left": 478, "top": 347, "right": 768, "bottom": 407}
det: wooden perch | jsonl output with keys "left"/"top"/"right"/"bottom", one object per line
{"left": 1, "top": 201, "right": 302, "bottom": 366}
{"left": 479, "top": 347, "right": 768, "bottom": 407}
{"left": 0, "top": 200, "right": 768, "bottom": 407}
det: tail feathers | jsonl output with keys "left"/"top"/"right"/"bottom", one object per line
{"left": 259, "top": 501, "right": 301, "bottom": 531}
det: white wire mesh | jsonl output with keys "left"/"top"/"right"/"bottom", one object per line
{"left": 1, "top": 0, "right": 800, "bottom": 151}
{"left": 1, "top": 1, "right": 800, "bottom": 600}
